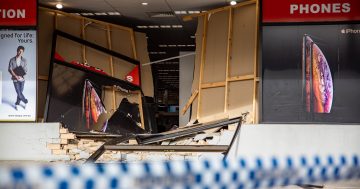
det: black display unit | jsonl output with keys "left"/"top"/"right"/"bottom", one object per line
{"left": 44, "top": 30, "right": 147, "bottom": 134}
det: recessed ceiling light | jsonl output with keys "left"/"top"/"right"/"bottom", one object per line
{"left": 174, "top": 11, "right": 187, "bottom": 15}
{"left": 172, "top": 25, "right": 183, "bottom": 28}
{"left": 81, "top": 13, "right": 94, "bottom": 16}
{"left": 230, "top": 1, "right": 237, "bottom": 6}
{"left": 141, "top": 2, "right": 148, "bottom": 6}
{"left": 188, "top": 11, "right": 200, "bottom": 14}
{"left": 108, "top": 12, "right": 120, "bottom": 15}
{"left": 160, "top": 25, "right": 171, "bottom": 28}
{"left": 94, "top": 12, "right": 107, "bottom": 16}
{"left": 56, "top": 3, "right": 63, "bottom": 9}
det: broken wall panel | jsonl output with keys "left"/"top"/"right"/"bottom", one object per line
{"left": 230, "top": 5, "right": 256, "bottom": 77}
{"left": 188, "top": 1, "right": 259, "bottom": 123}
{"left": 38, "top": 7, "right": 153, "bottom": 125}
{"left": 202, "top": 11, "right": 229, "bottom": 83}
{"left": 190, "top": 16, "right": 204, "bottom": 122}
{"left": 135, "top": 32, "right": 154, "bottom": 97}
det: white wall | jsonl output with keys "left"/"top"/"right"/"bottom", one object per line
{"left": 0, "top": 123, "right": 68, "bottom": 161}
{"left": 179, "top": 51, "right": 195, "bottom": 127}
{"left": 227, "top": 124, "right": 360, "bottom": 160}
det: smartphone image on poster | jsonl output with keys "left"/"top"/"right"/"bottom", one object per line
{"left": 302, "top": 35, "right": 333, "bottom": 113}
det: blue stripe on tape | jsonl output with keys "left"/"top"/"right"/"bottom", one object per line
{"left": 43, "top": 166, "right": 53, "bottom": 177}
{"left": 301, "top": 156, "right": 307, "bottom": 166}
{"left": 341, "top": 155, "right": 347, "bottom": 165}
{"left": 204, "top": 160, "right": 210, "bottom": 169}
{"left": 59, "top": 180, "right": 68, "bottom": 189}
{"left": 85, "top": 179, "right": 94, "bottom": 189}
{"left": 240, "top": 159, "right": 246, "bottom": 168}
{"left": 71, "top": 165, "right": 80, "bottom": 176}
{"left": 271, "top": 157, "right": 278, "bottom": 168}
{"left": 11, "top": 168, "right": 24, "bottom": 180}
{"left": 110, "top": 177, "right": 118, "bottom": 189}
{"left": 143, "top": 162, "right": 150, "bottom": 174}
{"left": 222, "top": 159, "right": 228, "bottom": 169}
{"left": 353, "top": 155, "right": 359, "bottom": 166}
{"left": 96, "top": 164, "right": 104, "bottom": 173}
{"left": 120, "top": 162, "right": 128, "bottom": 172}
{"left": 256, "top": 158, "right": 262, "bottom": 169}
{"left": 185, "top": 161, "right": 192, "bottom": 172}
{"left": 286, "top": 157, "right": 293, "bottom": 168}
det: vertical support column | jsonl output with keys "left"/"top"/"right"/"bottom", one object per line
{"left": 196, "top": 14, "right": 209, "bottom": 120}
{"left": 106, "top": 25, "right": 116, "bottom": 112}
{"left": 54, "top": 12, "right": 58, "bottom": 30}
{"left": 81, "top": 18, "right": 87, "bottom": 64}
{"left": 252, "top": 0, "right": 260, "bottom": 123}
{"left": 130, "top": 30, "right": 145, "bottom": 129}
{"left": 224, "top": 8, "right": 233, "bottom": 113}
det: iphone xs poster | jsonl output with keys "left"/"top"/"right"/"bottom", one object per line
{"left": 262, "top": 24, "right": 360, "bottom": 123}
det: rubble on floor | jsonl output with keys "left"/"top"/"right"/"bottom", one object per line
{"left": 48, "top": 122, "right": 239, "bottom": 163}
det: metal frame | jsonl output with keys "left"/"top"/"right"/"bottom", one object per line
{"left": 44, "top": 30, "right": 143, "bottom": 123}
{"left": 85, "top": 116, "right": 242, "bottom": 163}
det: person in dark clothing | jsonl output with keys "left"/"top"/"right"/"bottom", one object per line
{"left": 8, "top": 46, "right": 28, "bottom": 110}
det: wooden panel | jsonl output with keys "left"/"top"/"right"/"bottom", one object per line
{"left": 200, "top": 87, "right": 225, "bottom": 118}
{"left": 38, "top": 10, "right": 54, "bottom": 76}
{"left": 111, "top": 28, "right": 134, "bottom": 58}
{"left": 228, "top": 80, "right": 254, "bottom": 119}
{"left": 181, "top": 90, "right": 198, "bottom": 115}
{"left": 85, "top": 47, "right": 111, "bottom": 74}
{"left": 102, "top": 88, "right": 115, "bottom": 112}
{"left": 201, "top": 81, "right": 226, "bottom": 89}
{"left": 228, "top": 74, "right": 254, "bottom": 82}
{"left": 202, "top": 11, "right": 229, "bottom": 83}
{"left": 112, "top": 57, "right": 134, "bottom": 80}
{"left": 56, "top": 37, "right": 82, "bottom": 63}
{"left": 135, "top": 32, "right": 154, "bottom": 97}
{"left": 85, "top": 23, "right": 108, "bottom": 48}
{"left": 230, "top": 4, "right": 256, "bottom": 77}
{"left": 56, "top": 14, "right": 82, "bottom": 37}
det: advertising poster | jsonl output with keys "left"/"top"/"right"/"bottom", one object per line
{"left": 262, "top": 24, "right": 360, "bottom": 123}
{"left": 0, "top": 30, "right": 37, "bottom": 121}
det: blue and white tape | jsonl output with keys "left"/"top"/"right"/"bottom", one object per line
{"left": 0, "top": 155, "right": 359, "bottom": 189}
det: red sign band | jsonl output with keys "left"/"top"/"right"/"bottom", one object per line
{"left": 262, "top": 0, "right": 360, "bottom": 23}
{"left": 0, "top": 0, "right": 37, "bottom": 26}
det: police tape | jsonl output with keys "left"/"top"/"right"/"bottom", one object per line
{"left": 0, "top": 154, "right": 359, "bottom": 189}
